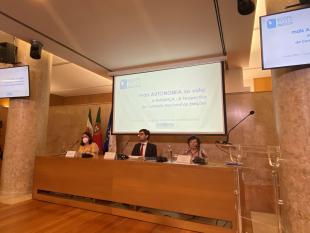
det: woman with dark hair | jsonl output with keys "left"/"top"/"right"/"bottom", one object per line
{"left": 184, "top": 135, "right": 207, "bottom": 160}
{"left": 78, "top": 131, "right": 99, "bottom": 157}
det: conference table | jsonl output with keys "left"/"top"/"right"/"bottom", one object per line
{"left": 32, "top": 155, "right": 243, "bottom": 233}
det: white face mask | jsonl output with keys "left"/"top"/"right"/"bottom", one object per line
{"left": 82, "top": 137, "right": 89, "bottom": 144}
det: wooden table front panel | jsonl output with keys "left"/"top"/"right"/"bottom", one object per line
{"left": 33, "top": 156, "right": 237, "bottom": 223}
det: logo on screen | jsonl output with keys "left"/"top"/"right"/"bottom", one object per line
{"left": 267, "top": 19, "right": 276, "bottom": 29}
{"left": 120, "top": 79, "right": 128, "bottom": 89}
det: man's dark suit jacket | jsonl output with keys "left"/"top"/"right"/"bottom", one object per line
{"left": 131, "top": 143, "right": 157, "bottom": 158}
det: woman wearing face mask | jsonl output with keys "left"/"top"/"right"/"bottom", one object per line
{"left": 78, "top": 131, "right": 99, "bottom": 158}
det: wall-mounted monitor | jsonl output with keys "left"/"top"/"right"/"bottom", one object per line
{"left": 113, "top": 62, "right": 226, "bottom": 135}
{"left": 0, "top": 65, "right": 30, "bottom": 98}
{"left": 260, "top": 7, "right": 310, "bottom": 69}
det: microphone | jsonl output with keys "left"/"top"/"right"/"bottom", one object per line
{"left": 117, "top": 140, "right": 130, "bottom": 160}
{"left": 68, "top": 139, "right": 80, "bottom": 150}
{"left": 121, "top": 140, "right": 130, "bottom": 154}
{"left": 192, "top": 156, "right": 207, "bottom": 165}
{"left": 60, "top": 138, "right": 80, "bottom": 155}
{"left": 219, "top": 110, "right": 255, "bottom": 144}
{"left": 156, "top": 156, "right": 168, "bottom": 163}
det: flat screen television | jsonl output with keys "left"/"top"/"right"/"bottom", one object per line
{"left": 0, "top": 65, "right": 30, "bottom": 98}
{"left": 260, "top": 7, "right": 310, "bottom": 69}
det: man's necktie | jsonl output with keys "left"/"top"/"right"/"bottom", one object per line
{"left": 139, "top": 144, "right": 144, "bottom": 156}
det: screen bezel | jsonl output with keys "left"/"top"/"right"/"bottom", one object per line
{"left": 0, "top": 65, "right": 30, "bottom": 99}
{"left": 112, "top": 61, "right": 227, "bottom": 135}
{"left": 260, "top": 7, "right": 310, "bottom": 70}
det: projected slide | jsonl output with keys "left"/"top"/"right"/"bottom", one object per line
{"left": 0, "top": 66, "right": 30, "bottom": 98}
{"left": 113, "top": 62, "right": 226, "bottom": 134}
{"left": 261, "top": 7, "right": 310, "bottom": 69}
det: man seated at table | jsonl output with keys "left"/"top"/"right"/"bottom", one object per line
{"left": 131, "top": 129, "right": 157, "bottom": 158}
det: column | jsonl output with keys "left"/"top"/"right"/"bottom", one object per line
{"left": 0, "top": 39, "right": 51, "bottom": 195}
{"left": 265, "top": 1, "right": 310, "bottom": 232}
{"left": 272, "top": 68, "right": 310, "bottom": 233}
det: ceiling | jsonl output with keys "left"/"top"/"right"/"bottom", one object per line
{"left": 51, "top": 55, "right": 112, "bottom": 96}
{"left": 0, "top": 0, "right": 257, "bottom": 96}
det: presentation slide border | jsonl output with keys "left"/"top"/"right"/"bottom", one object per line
{"left": 111, "top": 61, "right": 227, "bottom": 136}
{"left": 0, "top": 65, "right": 30, "bottom": 99}
{"left": 260, "top": 7, "right": 310, "bottom": 70}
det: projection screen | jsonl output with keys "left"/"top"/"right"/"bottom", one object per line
{"left": 113, "top": 62, "right": 226, "bottom": 134}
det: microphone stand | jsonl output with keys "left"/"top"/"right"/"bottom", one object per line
{"left": 60, "top": 139, "right": 80, "bottom": 155}
{"left": 221, "top": 110, "right": 255, "bottom": 144}
{"left": 117, "top": 140, "right": 129, "bottom": 160}
{"left": 69, "top": 139, "right": 80, "bottom": 150}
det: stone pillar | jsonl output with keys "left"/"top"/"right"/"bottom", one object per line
{"left": 265, "top": 1, "right": 310, "bottom": 232}
{"left": 272, "top": 68, "right": 310, "bottom": 233}
{"left": 0, "top": 39, "right": 51, "bottom": 195}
